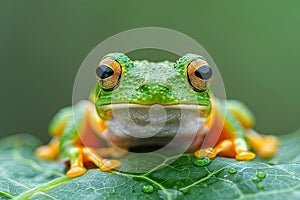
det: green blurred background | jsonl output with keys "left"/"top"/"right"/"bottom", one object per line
{"left": 0, "top": 0, "right": 299, "bottom": 142}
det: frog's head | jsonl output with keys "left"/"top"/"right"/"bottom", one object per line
{"left": 93, "top": 53, "right": 212, "bottom": 141}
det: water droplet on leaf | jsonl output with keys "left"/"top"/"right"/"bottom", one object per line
{"left": 228, "top": 168, "right": 237, "bottom": 174}
{"left": 257, "top": 172, "right": 266, "bottom": 178}
{"left": 252, "top": 177, "right": 261, "bottom": 183}
{"left": 142, "top": 185, "right": 154, "bottom": 193}
{"left": 257, "top": 183, "right": 264, "bottom": 189}
{"left": 194, "top": 156, "right": 211, "bottom": 167}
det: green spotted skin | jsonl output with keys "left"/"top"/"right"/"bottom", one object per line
{"left": 94, "top": 53, "right": 211, "bottom": 117}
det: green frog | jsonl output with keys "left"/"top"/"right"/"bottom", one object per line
{"left": 36, "top": 53, "right": 279, "bottom": 177}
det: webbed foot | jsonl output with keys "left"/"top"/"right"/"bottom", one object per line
{"left": 235, "top": 150, "right": 256, "bottom": 161}
{"left": 99, "top": 159, "right": 121, "bottom": 171}
{"left": 82, "top": 147, "right": 120, "bottom": 172}
{"left": 35, "top": 145, "right": 59, "bottom": 160}
{"left": 194, "top": 147, "right": 217, "bottom": 159}
{"left": 64, "top": 146, "right": 121, "bottom": 178}
{"left": 35, "top": 137, "right": 59, "bottom": 160}
{"left": 247, "top": 129, "right": 279, "bottom": 158}
{"left": 195, "top": 139, "right": 256, "bottom": 161}
{"left": 66, "top": 166, "right": 87, "bottom": 177}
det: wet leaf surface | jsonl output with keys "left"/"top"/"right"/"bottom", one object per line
{"left": 1, "top": 129, "right": 300, "bottom": 200}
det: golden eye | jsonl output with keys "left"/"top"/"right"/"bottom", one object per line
{"left": 187, "top": 58, "right": 212, "bottom": 91}
{"left": 96, "top": 57, "right": 122, "bottom": 91}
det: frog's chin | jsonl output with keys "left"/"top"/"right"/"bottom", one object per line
{"left": 101, "top": 103, "right": 209, "bottom": 141}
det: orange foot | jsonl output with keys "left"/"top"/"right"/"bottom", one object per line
{"left": 35, "top": 144, "right": 59, "bottom": 160}
{"left": 66, "top": 147, "right": 121, "bottom": 178}
{"left": 195, "top": 139, "right": 256, "bottom": 161}
{"left": 247, "top": 130, "right": 279, "bottom": 158}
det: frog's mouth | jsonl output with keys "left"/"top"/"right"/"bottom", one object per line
{"left": 99, "top": 103, "right": 210, "bottom": 118}
{"left": 99, "top": 103, "right": 210, "bottom": 147}
{"left": 106, "top": 103, "right": 209, "bottom": 111}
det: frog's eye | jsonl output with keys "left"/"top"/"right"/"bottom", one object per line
{"left": 96, "top": 57, "right": 122, "bottom": 91}
{"left": 187, "top": 58, "right": 212, "bottom": 91}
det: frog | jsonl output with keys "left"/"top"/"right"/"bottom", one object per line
{"left": 35, "top": 53, "right": 279, "bottom": 177}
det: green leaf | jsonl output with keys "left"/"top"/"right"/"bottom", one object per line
{"left": 1, "top": 130, "right": 300, "bottom": 200}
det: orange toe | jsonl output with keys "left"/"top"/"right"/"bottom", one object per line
{"left": 66, "top": 166, "right": 87, "bottom": 177}
{"left": 100, "top": 159, "right": 121, "bottom": 171}
{"left": 257, "top": 136, "right": 279, "bottom": 158}
{"left": 194, "top": 148, "right": 217, "bottom": 159}
{"left": 236, "top": 150, "right": 256, "bottom": 161}
{"left": 35, "top": 146, "right": 58, "bottom": 160}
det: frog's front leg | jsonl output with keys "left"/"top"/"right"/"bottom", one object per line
{"left": 195, "top": 100, "right": 279, "bottom": 160}
{"left": 61, "top": 144, "right": 120, "bottom": 177}
{"left": 58, "top": 101, "right": 120, "bottom": 177}
{"left": 36, "top": 101, "right": 120, "bottom": 177}
{"left": 195, "top": 109, "right": 256, "bottom": 161}
{"left": 227, "top": 100, "right": 279, "bottom": 158}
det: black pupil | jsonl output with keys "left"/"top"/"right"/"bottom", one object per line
{"left": 96, "top": 65, "right": 114, "bottom": 79}
{"left": 194, "top": 65, "right": 212, "bottom": 80}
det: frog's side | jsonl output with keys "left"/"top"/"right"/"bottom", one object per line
{"left": 35, "top": 53, "right": 279, "bottom": 177}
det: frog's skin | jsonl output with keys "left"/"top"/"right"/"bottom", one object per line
{"left": 35, "top": 53, "right": 279, "bottom": 177}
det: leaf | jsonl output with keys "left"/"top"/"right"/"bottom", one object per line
{"left": 1, "top": 130, "right": 300, "bottom": 200}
